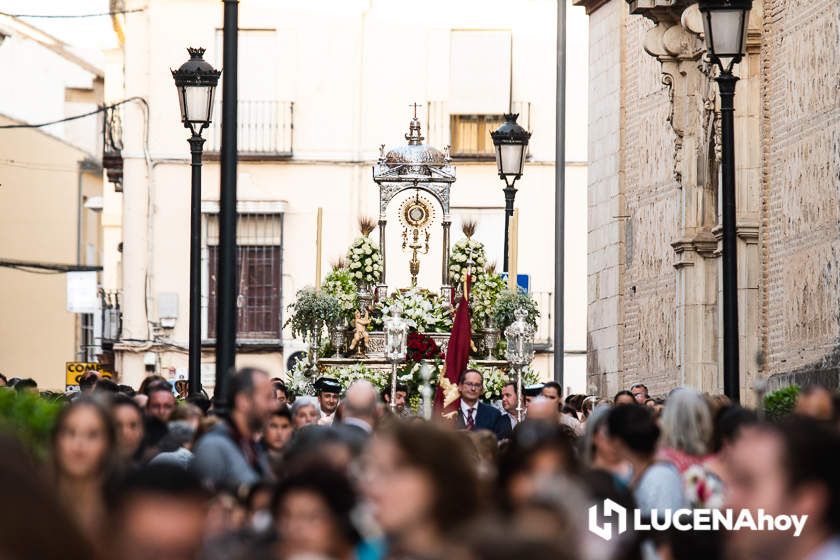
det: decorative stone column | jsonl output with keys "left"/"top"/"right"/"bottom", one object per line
{"left": 627, "top": 1, "right": 762, "bottom": 398}
{"left": 632, "top": 3, "right": 721, "bottom": 392}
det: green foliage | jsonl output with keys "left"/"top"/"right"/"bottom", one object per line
{"left": 491, "top": 289, "right": 540, "bottom": 332}
{"left": 470, "top": 273, "right": 507, "bottom": 331}
{"left": 0, "top": 390, "right": 63, "bottom": 456}
{"left": 763, "top": 385, "right": 800, "bottom": 420}
{"left": 322, "top": 267, "right": 358, "bottom": 325}
{"left": 285, "top": 288, "right": 343, "bottom": 341}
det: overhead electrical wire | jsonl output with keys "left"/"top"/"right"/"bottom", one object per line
{"left": 0, "top": 8, "right": 145, "bottom": 19}
{"left": 0, "top": 96, "right": 145, "bottom": 129}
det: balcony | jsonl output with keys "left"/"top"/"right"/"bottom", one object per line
{"left": 426, "top": 100, "right": 532, "bottom": 160}
{"left": 207, "top": 100, "right": 293, "bottom": 159}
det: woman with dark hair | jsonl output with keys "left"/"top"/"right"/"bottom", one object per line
{"left": 607, "top": 404, "right": 685, "bottom": 516}
{"left": 580, "top": 404, "right": 633, "bottom": 485}
{"left": 613, "top": 390, "right": 636, "bottom": 405}
{"left": 137, "top": 374, "right": 168, "bottom": 396}
{"left": 497, "top": 420, "right": 580, "bottom": 510}
{"left": 273, "top": 466, "right": 365, "bottom": 560}
{"left": 52, "top": 397, "right": 119, "bottom": 547}
{"left": 0, "top": 434, "right": 99, "bottom": 560}
{"left": 703, "top": 405, "right": 757, "bottom": 488}
{"left": 363, "top": 421, "right": 481, "bottom": 558}
{"left": 111, "top": 394, "right": 145, "bottom": 466}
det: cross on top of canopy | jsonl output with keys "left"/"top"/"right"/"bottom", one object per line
{"left": 373, "top": 105, "right": 456, "bottom": 217}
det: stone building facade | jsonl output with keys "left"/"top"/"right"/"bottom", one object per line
{"left": 576, "top": 0, "right": 840, "bottom": 402}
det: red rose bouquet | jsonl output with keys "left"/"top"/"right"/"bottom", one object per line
{"left": 406, "top": 331, "right": 443, "bottom": 363}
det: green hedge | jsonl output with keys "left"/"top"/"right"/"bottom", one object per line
{"left": 0, "top": 390, "right": 64, "bottom": 456}
{"left": 763, "top": 385, "right": 800, "bottom": 420}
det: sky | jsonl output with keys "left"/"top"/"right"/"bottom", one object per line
{"left": 0, "top": 0, "right": 117, "bottom": 64}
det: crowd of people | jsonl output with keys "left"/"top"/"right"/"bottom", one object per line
{"left": 1, "top": 369, "right": 840, "bottom": 560}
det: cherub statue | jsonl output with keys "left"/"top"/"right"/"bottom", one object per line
{"left": 348, "top": 308, "right": 372, "bottom": 357}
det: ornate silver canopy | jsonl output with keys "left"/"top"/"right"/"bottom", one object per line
{"left": 372, "top": 107, "right": 457, "bottom": 297}
{"left": 373, "top": 109, "right": 456, "bottom": 215}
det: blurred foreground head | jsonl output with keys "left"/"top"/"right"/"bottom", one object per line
{"left": 498, "top": 419, "right": 579, "bottom": 510}
{"left": 273, "top": 466, "right": 360, "bottom": 559}
{"left": 107, "top": 464, "right": 209, "bottom": 560}
{"left": 0, "top": 434, "right": 98, "bottom": 559}
{"left": 362, "top": 421, "right": 481, "bottom": 556}
{"left": 726, "top": 416, "right": 840, "bottom": 560}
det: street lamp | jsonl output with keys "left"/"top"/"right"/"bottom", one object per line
{"left": 698, "top": 0, "right": 751, "bottom": 403}
{"left": 383, "top": 305, "right": 409, "bottom": 411}
{"left": 505, "top": 308, "right": 535, "bottom": 422}
{"left": 490, "top": 113, "right": 531, "bottom": 273}
{"left": 172, "top": 47, "right": 221, "bottom": 397}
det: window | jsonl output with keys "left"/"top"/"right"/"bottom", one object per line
{"left": 449, "top": 114, "right": 504, "bottom": 157}
{"left": 204, "top": 209, "right": 284, "bottom": 341}
{"left": 448, "top": 30, "right": 513, "bottom": 158}
{"left": 209, "top": 30, "right": 294, "bottom": 155}
{"left": 79, "top": 313, "right": 96, "bottom": 361}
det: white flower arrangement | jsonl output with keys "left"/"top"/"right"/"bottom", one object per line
{"left": 467, "top": 362, "right": 541, "bottom": 401}
{"left": 377, "top": 288, "right": 453, "bottom": 333}
{"left": 346, "top": 235, "right": 383, "bottom": 286}
{"left": 287, "top": 362, "right": 390, "bottom": 396}
{"left": 285, "top": 358, "right": 316, "bottom": 397}
{"left": 470, "top": 273, "right": 507, "bottom": 331}
{"left": 329, "top": 363, "right": 390, "bottom": 391}
{"left": 449, "top": 237, "right": 487, "bottom": 285}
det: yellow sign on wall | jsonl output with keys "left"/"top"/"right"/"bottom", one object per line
{"left": 65, "top": 362, "right": 113, "bottom": 388}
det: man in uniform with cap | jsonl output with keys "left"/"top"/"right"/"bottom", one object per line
{"left": 523, "top": 383, "right": 545, "bottom": 412}
{"left": 314, "top": 377, "right": 341, "bottom": 425}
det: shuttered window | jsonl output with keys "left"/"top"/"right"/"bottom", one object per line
{"left": 449, "top": 114, "right": 504, "bottom": 157}
{"left": 204, "top": 212, "right": 283, "bottom": 341}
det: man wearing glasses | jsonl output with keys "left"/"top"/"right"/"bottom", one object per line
{"left": 630, "top": 383, "right": 649, "bottom": 404}
{"left": 455, "top": 369, "right": 512, "bottom": 440}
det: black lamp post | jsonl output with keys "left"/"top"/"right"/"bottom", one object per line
{"left": 698, "top": 0, "right": 751, "bottom": 403}
{"left": 172, "top": 47, "right": 221, "bottom": 397}
{"left": 490, "top": 113, "right": 531, "bottom": 273}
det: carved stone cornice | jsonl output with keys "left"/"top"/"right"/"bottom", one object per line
{"left": 635, "top": 4, "right": 716, "bottom": 185}
{"left": 737, "top": 223, "right": 760, "bottom": 243}
{"left": 710, "top": 223, "right": 759, "bottom": 244}
{"left": 627, "top": 0, "right": 693, "bottom": 22}
{"left": 672, "top": 230, "right": 718, "bottom": 268}
{"left": 572, "top": 0, "right": 611, "bottom": 15}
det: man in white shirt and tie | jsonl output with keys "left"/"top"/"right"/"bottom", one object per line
{"left": 500, "top": 382, "right": 519, "bottom": 431}
{"left": 455, "top": 369, "right": 511, "bottom": 440}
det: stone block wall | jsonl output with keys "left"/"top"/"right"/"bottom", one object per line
{"left": 762, "top": 0, "right": 840, "bottom": 386}
{"left": 580, "top": 0, "right": 840, "bottom": 398}
{"left": 586, "top": 0, "right": 626, "bottom": 397}
{"left": 619, "top": 15, "right": 680, "bottom": 395}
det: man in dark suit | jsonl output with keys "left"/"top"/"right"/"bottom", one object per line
{"left": 454, "top": 369, "right": 512, "bottom": 440}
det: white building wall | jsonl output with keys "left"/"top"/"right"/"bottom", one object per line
{"left": 113, "top": 0, "right": 589, "bottom": 393}
{"left": 0, "top": 18, "right": 101, "bottom": 155}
